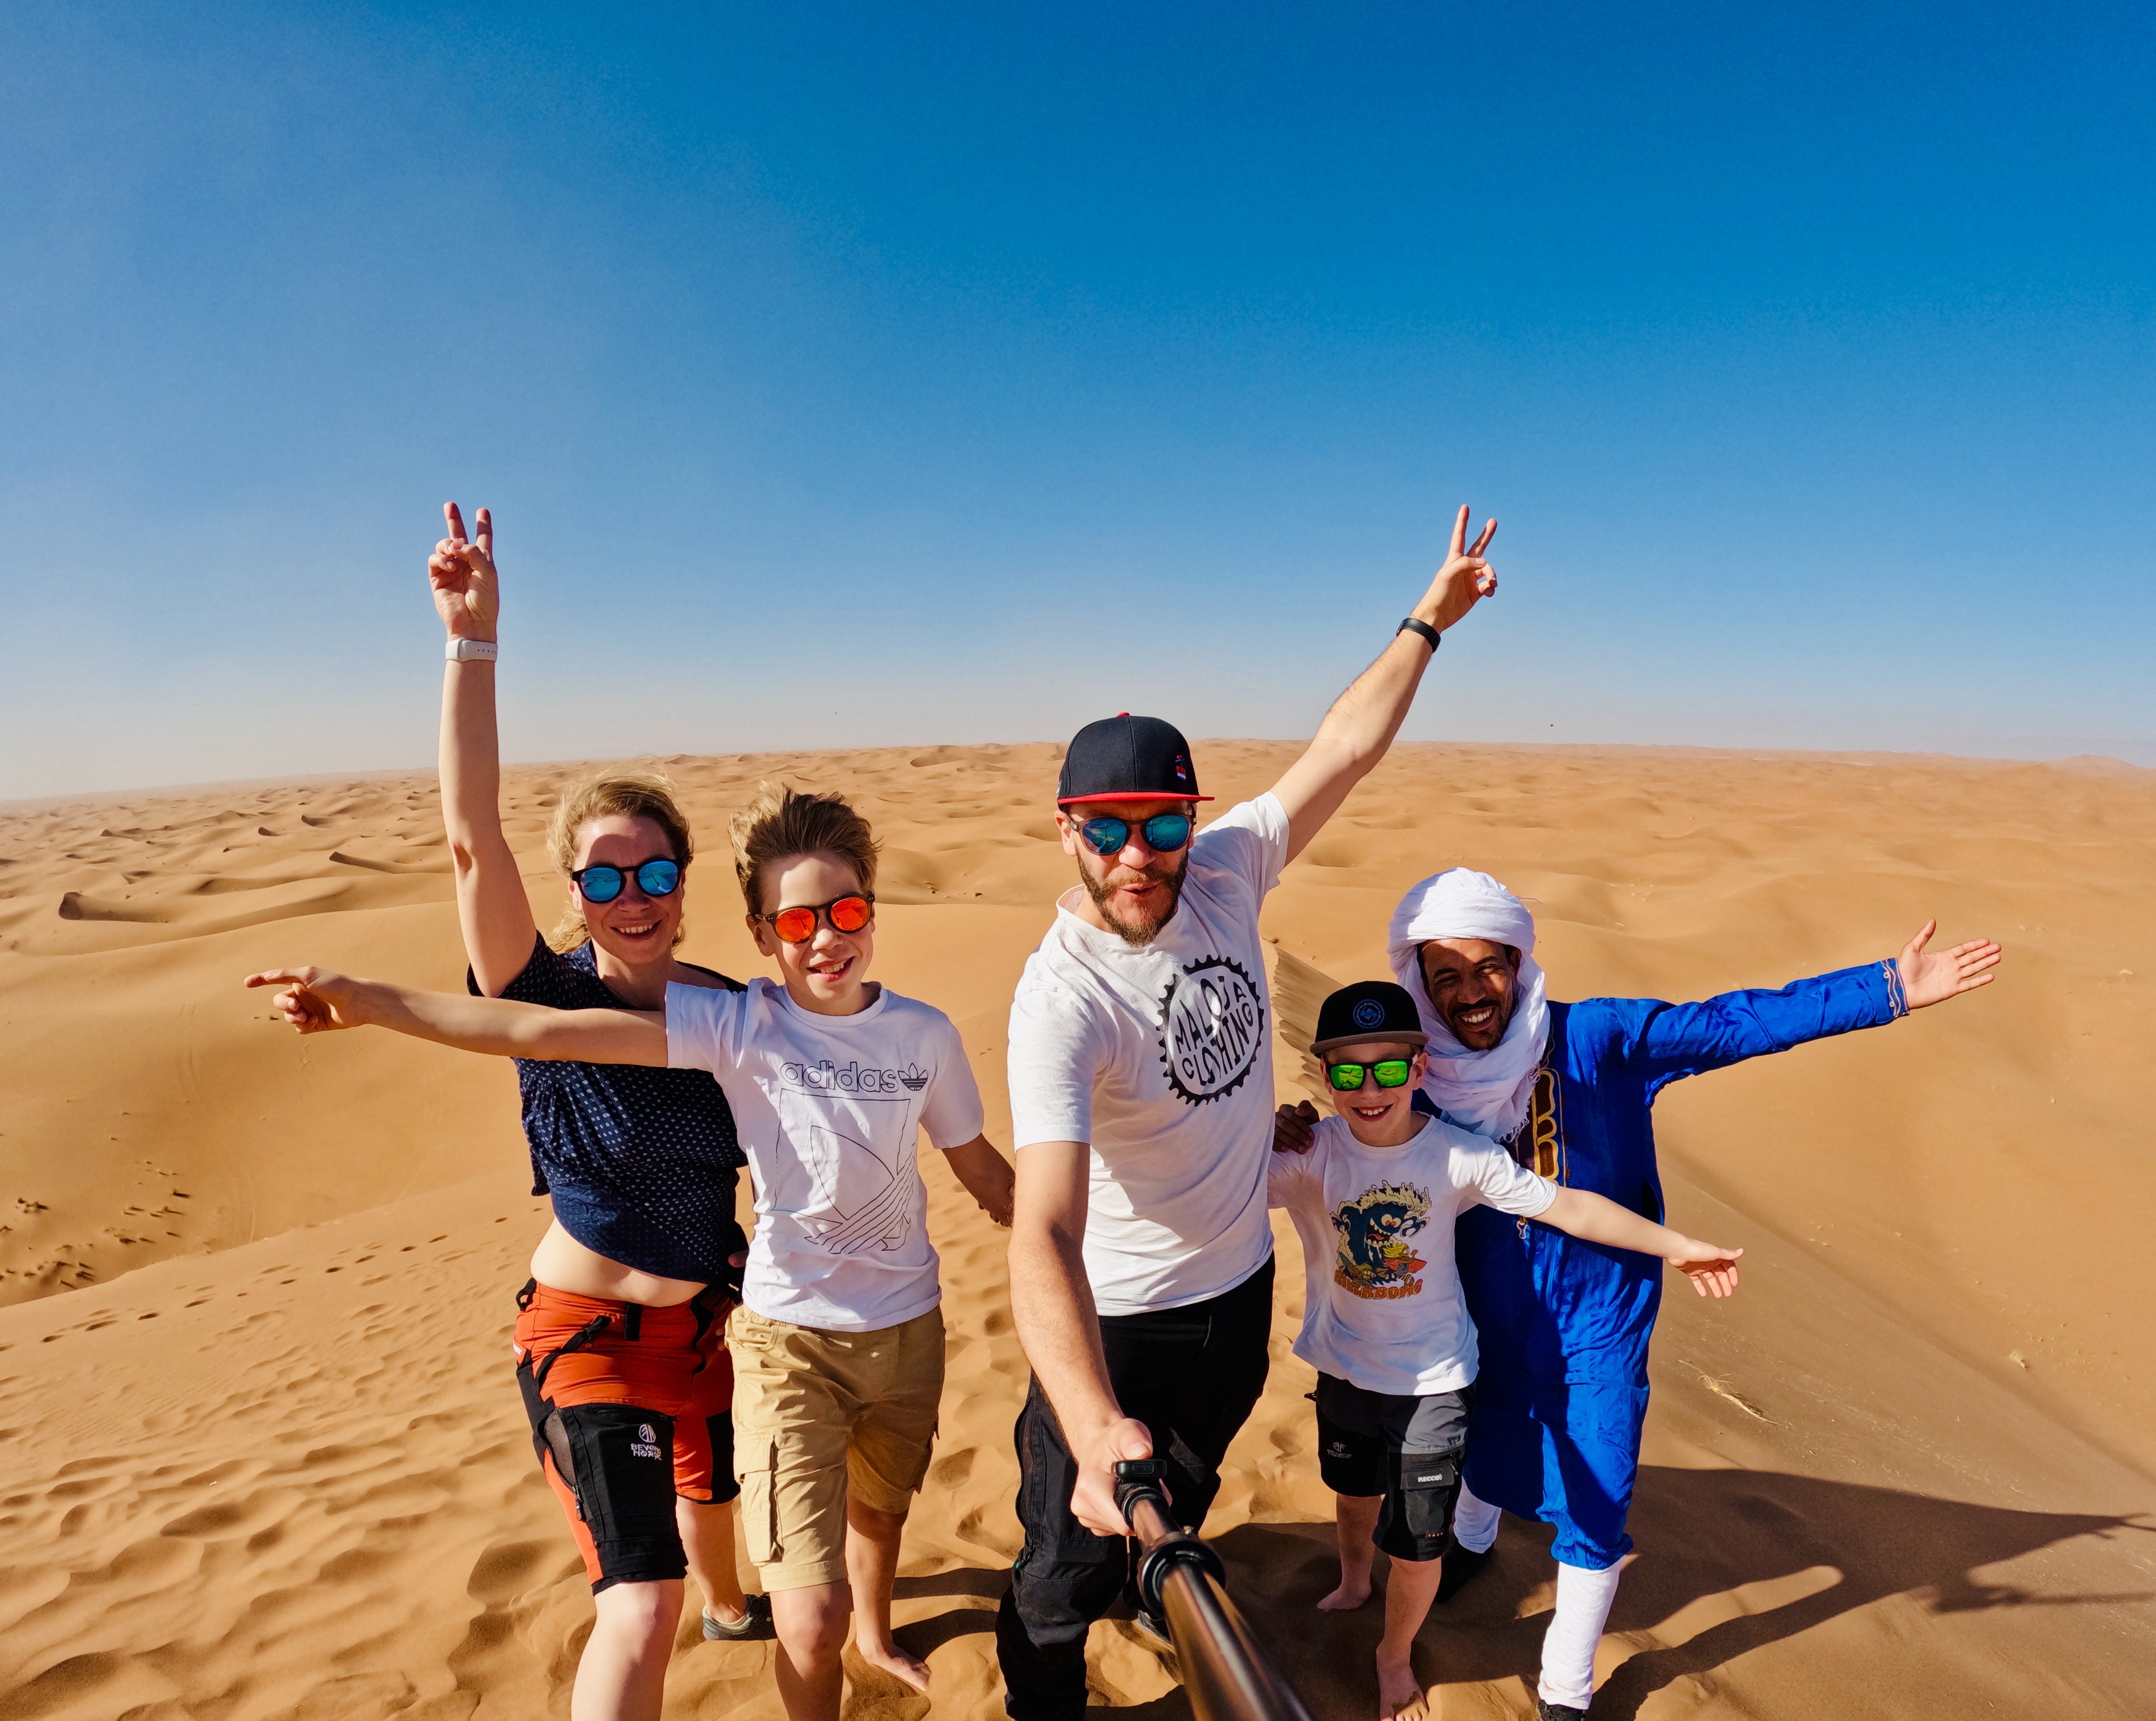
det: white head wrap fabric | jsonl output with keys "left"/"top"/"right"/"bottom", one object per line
{"left": 1385, "top": 868, "right": 1550, "bottom": 1141}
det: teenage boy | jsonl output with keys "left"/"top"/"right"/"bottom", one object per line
{"left": 997, "top": 505, "right": 1500, "bottom": 1721}
{"left": 1269, "top": 981, "right": 1740, "bottom": 1721}
{"left": 1275, "top": 868, "right": 2000, "bottom": 1718}
{"left": 247, "top": 785, "right": 1015, "bottom": 1721}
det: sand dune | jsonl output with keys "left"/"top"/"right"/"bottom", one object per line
{"left": 2, "top": 741, "right": 2152, "bottom": 1718}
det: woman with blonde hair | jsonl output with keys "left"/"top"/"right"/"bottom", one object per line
{"left": 425, "top": 504, "right": 764, "bottom": 1721}
{"left": 250, "top": 771, "right": 1017, "bottom": 1721}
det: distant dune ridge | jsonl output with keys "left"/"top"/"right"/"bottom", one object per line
{"left": 1, "top": 740, "right": 2152, "bottom": 1719}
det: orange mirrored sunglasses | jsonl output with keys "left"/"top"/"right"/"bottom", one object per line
{"left": 764, "top": 892, "right": 875, "bottom": 944}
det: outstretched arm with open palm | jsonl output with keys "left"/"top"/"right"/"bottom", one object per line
{"left": 1269, "top": 503, "right": 1501, "bottom": 863}
{"left": 431, "top": 503, "right": 538, "bottom": 996}
{"left": 1897, "top": 920, "right": 2002, "bottom": 1010}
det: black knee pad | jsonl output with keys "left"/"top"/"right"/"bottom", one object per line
{"left": 542, "top": 1403, "right": 687, "bottom": 1590}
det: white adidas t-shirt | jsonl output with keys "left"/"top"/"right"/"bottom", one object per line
{"left": 667, "top": 978, "right": 985, "bottom": 1333}
{"left": 1007, "top": 793, "right": 1289, "bottom": 1316}
{"left": 1269, "top": 1112, "right": 1556, "bottom": 1395}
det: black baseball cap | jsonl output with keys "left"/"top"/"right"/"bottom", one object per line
{"left": 1311, "top": 980, "right": 1428, "bottom": 1055}
{"left": 1056, "top": 714, "right": 1213, "bottom": 805}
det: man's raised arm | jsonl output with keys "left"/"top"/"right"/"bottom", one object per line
{"left": 1006, "top": 1141, "right": 1155, "bottom": 1536}
{"left": 1269, "top": 503, "right": 1498, "bottom": 863}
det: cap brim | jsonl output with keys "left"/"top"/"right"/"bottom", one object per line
{"left": 1310, "top": 1032, "right": 1428, "bottom": 1055}
{"left": 1055, "top": 793, "right": 1214, "bottom": 805}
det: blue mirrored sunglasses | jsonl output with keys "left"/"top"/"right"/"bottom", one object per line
{"left": 1076, "top": 813, "right": 1194, "bottom": 857}
{"left": 571, "top": 858, "right": 682, "bottom": 903}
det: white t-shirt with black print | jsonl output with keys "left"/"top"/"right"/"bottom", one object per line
{"left": 1269, "top": 1111, "right": 1556, "bottom": 1396}
{"left": 1007, "top": 793, "right": 1289, "bottom": 1316}
{"left": 667, "top": 978, "right": 985, "bottom": 1333}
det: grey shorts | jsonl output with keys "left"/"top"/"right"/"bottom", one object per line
{"left": 1313, "top": 1372, "right": 1472, "bottom": 1563}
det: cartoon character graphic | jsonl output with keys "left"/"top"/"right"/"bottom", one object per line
{"left": 1332, "top": 1181, "right": 1430, "bottom": 1300}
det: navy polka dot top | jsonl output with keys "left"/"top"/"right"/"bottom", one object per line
{"left": 473, "top": 935, "right": 749, "bottom": 1285}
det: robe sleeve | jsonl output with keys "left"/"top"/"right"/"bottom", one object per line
{"left": 1595, "top": 960, "right": 1906, "bottom": 1093}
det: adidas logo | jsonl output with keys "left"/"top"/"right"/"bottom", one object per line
{"left": 781, "top": 1058, "right": 932, "bottom": 1096}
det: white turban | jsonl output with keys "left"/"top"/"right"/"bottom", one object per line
{"left": 1386, "top": 868, "right": 1550, "bottom": 1140}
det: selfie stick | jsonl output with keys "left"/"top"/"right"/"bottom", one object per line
{"left": 1113, "top": 1459, "right": 1319, "bottom": 1721}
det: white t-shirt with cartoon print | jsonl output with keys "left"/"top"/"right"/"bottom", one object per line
{"left": 667, "top": 978, "right": 985, "bottom": 1333}
{"left": 1006, "top": 793, "right": 1289, "bottom": 1316}
{"left": 1269, "top": 1111, "right": 1557, "bottom": 1395}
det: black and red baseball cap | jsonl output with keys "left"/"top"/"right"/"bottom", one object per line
{"left": 1056, "top": 714, "right": 1213, "bottom": 806}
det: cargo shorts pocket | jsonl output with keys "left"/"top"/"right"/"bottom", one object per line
{"left": 900, "top": 1415, "right": 939, "bottom": 1494}
{"left": 1399, "top": 1449, "right": 1462, "bottom": 1540}
{"left": 555, "top": 1405, "right": 679, "bottom": 1548}
{"left": 737, "top": 1437, "right": 781, "bottom": 1568}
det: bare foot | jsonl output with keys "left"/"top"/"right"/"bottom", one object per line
{"left": 1376, "top": 1648, "right": 1429, "bottom": 1721}
{"left": 1317, "top": 1580, "right": 1372, "bottom": 1611}
{"left": 854, "top": 1639, "right": 932, "bottom": 1694}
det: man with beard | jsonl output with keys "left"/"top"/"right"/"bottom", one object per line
{"left": 1276, "top": 868, "right": 2000, "bottom": 1718}
{"left": 996, "top": 506, "right": 1500, "bottom": 1720}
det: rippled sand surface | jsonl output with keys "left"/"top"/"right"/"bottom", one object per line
{"left": 2, "top": 741, "right": 2151, "bottom": 1718}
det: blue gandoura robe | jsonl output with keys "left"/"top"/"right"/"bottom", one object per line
{"left": 1442, "top": 960, "right": 1906, "bottom": 1569}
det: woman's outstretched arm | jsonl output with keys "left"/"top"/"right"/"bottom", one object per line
{"left": 244, "top": 967, "right": 668, "bottom": 1065}
{"left": 430, "top": 502, "right": 541, "bottom": 995}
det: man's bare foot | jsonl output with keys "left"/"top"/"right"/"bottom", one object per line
{"left": 1376, "top": 1647, "right": 1430, "bottom": 1720}
{"left": 1317, "top": 1578, "right": 1372, "bottom": 1611}
{"left": 854, "top": 1639, "right": 932, "bottom": 1694}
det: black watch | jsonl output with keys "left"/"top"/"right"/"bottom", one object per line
{"left": 1397, "top": 617, "right": 1442, "bottom": 652}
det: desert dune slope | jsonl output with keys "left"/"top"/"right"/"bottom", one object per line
{"left": 1, "top": 741, "right": 2151, "bottom": 1719}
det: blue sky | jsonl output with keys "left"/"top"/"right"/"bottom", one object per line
{"left": 2, "top": 2, "right": 2150, "bottom": 800}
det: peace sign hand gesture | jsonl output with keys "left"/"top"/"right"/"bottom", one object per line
{"left": 428, "top": 502, "right": 499, "bottom": 642}
{"left": 1410, "top": 504, "right": 1499, "bottom": 635}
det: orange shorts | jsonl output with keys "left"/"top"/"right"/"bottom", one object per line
{"left": 512, "top": 1280, "right": 736, "bottom": 1590}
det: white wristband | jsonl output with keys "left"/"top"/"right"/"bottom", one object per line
{"left": 445, "top": 638, "right": 499, "bottom": 663}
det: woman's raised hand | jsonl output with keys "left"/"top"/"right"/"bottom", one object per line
{"left": 429, "top": 502, "right": 499, "bottom": 641}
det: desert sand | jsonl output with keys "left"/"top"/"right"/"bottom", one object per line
{"left": 2, "top": 739, "right": 2152, "bottom": 1720}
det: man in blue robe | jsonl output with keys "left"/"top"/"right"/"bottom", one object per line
{"left": 1277, "top": 868, "right": 1999, "bottom": 1717}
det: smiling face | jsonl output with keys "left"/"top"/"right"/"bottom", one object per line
{"left": 570, "top": 814, "right": 686, "bottom": 969}
{"left": 1323, "top": 1038, "right": 1431, "bottom": 1147}
{"left": 749, "top": 849, "right": 876, "bottom": 1016}
{"left": 1057, "top": 796, "right": 1193, "bottom": 947}
{"left": 1416, "top": 937, "right": 1521, "bottom": 1051}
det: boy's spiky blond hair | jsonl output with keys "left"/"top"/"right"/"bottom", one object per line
{"left": 729, "top": 783, "right": 879, "bottom": 915}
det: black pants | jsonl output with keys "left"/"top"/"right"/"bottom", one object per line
{"left": 995, "top": 1257, "right": 1275, "bottom": 1721}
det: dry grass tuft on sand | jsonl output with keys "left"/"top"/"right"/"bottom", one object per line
{"left": 2, "top": 741, "right": 2153, "bottom": 1718}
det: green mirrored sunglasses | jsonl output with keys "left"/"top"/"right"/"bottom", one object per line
{"left": 1326, "top": 1058, "right": 1414, "bottom": 1092}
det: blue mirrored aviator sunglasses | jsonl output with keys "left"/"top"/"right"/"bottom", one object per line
{"left": 1075, "top": 812, "right": 1194, "bottom": 857}
{"left": 571, "top": 858, "right": 682, "bottom": 903}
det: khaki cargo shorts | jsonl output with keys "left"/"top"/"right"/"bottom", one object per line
{"left": 726, "top": 1302, "right": 945, "bottom": 1591}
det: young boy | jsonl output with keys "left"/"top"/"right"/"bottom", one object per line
{"left": 247, "top": 785, "right": 1015, "bottom": 1721}
{"left": 1268, "top": 981, "right": 1742, "bottom": 1721}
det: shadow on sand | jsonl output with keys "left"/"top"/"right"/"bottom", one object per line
{"left": 904, "top": 1467, "right": 2151, "bottom": 1719}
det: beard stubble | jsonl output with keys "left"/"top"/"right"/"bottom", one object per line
{"left": 1078, "top": 850, "right": 1189, "bottom": 947}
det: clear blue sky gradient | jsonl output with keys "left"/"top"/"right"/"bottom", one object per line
{"left": 2, "top": 2, "right": 2150, "bottom": 798}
